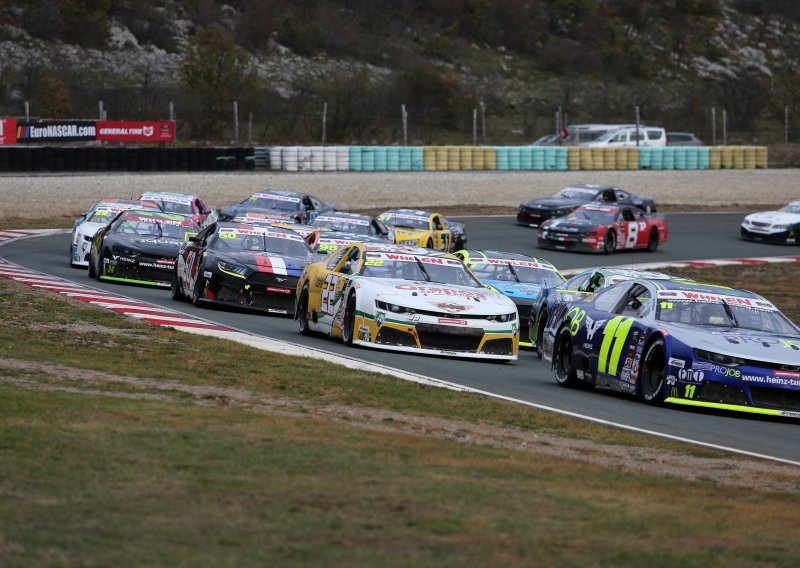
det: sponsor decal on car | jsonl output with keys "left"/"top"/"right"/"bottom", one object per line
{"left": 668, "top": 357, "right": 685, "bottom": 369}
{"left": 678, "top": 369, "right": 704, "bottom": 382}
{"left": 438, "top": 318, "right": 467, "bottom": 325}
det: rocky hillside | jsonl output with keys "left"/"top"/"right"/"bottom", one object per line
{"left": 1, "top": 0, "right": 799, "bottom": 145}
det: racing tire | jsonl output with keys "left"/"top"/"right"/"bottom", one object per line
{"left": 646, "top": 228, "right": 659, "bottom": 252}
{"left": 425, "top": 238, "right": 433, "bottom": 249}
{"left": 603, "top": 230, "right": 616, "bottom": 254}
{"left": 170, "top": 271, "right": 184, "bottom": 302}
{"left": 341, "top": 294, "right": 356, "bottom": 346}
{"left": 87, "top": 255, "right": 96, "bottom": 278}
{"left": 639, "top": 338, "right": 667, "bottom": 405}
{"left": 191, "top": 276, "right": 205, "bottom": 306}
{"left": 553, "top": 326, "right": 578, "bottom": 388}
{"left": 534, "top": 309, "right": 548, "bottom": 360}
{"left": 297, "top": 286, "right": 313, "bottom": 336}
{"left": 94, "top": 251, "right": 107, "bottom": 281}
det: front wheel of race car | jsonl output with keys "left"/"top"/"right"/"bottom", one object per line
{"left": 341, "top": 294, "right": 356, "bottom": 346}
{"left": 191, "top": 275, "right": 205, "bottom": 306}
{"left": 87, "top": 254, "right": 96, "bottom": 278}
{"left": 647, "top": 228, "right": 660, "bottom": 252}
{"left": 297, "top": 285, "right": 312, "bottom": 336}
{"left": 603, "top": 230, "right": 616, "bottom": 254}
{"left": 535, "top": 308, "right": 548, "bottom": 360}
{"left": 170, "top": 270, "right": 184, "bottom": 301}
{"left": 553, "top": 326, "right": 578, "bottom": 387}
{"left": 639, "top": 338, "right": 667, "bottom": 405}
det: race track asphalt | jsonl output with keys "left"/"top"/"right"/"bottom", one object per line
{"left": 4, "top": 212, "right": 800, "bottom": 463}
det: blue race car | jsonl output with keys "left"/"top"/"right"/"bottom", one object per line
{"left": 528, "top": 267, "right": 684, "bottom": 358}
{"left": 544, "top": 277, "right": 800, "bottom": 418}
{"left": 454, "top": 249, "right": 564, "bottom": 347}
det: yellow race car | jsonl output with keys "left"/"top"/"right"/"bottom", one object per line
{"left": 295, "top": 242, "right": 519, "bottom": 361}
{"left": 378, "top": 209, "right": 453, "bottom": 251}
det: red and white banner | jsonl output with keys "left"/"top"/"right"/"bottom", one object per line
{"left": 96, "top": 121, "right": 175, "bottom": 142}
{"left": 0, "top": 118, "right": 17, "bottom": 145}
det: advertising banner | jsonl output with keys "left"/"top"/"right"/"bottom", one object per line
{"left": 0, "top": 118, "right": 17, "bottom": 145}
{"left": 16, "top": 121, "right": 97, "bottom": 142}
{"left": 97, "top": 121, "right": 175, "bottom": 142}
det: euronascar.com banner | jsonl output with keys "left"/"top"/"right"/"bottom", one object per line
{"left": 97, "top": 121, "right": 175, "bottom": 142}
{"left": 0, "top": 118, "right": 16, "bottom": 145}
{"left": 16, "top": 121, "right": 97, "bottom": 142}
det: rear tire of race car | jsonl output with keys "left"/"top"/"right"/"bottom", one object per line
{"left": 535, "top": 309, "right": 547, "bottom": 360}
{"left": 603, "top": 230, "right": 616, "bottom": 254}
{"left": 341, "top": 294, "right": 356, "bottom": 346}
{"left": 639, "top": 338, "right": 667, "bottom": 405}
{"left": 647, "top": 228, "right": 659, "bottom": 252}
{"left": 297, "top": 285, "right": 312, "bottom": 336}
{"left": 425, "top": 238, "right": 433, "bottom": 249}
{"left": 553, "top": 326, "right": 578, "bottom": 388}
{"left": 191, "top": 277, "right": 205, "bottom": 306}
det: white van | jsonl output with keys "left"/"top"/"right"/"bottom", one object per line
{"left": 566, "top": 124, "right": 636, "bottom": 145}
{"left": 581, "top": 126, "right": 667, "bottom": 147}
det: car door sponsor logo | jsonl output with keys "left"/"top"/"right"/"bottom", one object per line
{"left": 585, "top": 316, "right": 606, "bottom": 340}
{"left": 668, "top": 357, "right": 685, "bottom": 369}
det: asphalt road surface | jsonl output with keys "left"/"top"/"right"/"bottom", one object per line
{"left": 4, "top": 212, "right": 800, "bottom": 463}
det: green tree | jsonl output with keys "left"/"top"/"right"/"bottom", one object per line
{"left": 180, "top": 25, "right": 258, "bottom": 140}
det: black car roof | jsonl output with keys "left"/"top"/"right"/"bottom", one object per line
{"left": 251, "top": 189, "right": 306, "bottom": 198}
{"left": 654, "top": 279, "right": 758, "bottom": 298}
{"left": 315, "top": 211, "right": 373, "bottom": 221}
{"left": 566, "top": 184, "right": 617, "bottom": 192}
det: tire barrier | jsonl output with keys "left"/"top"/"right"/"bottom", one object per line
{"left": 0, "top": 145, "right": 766, "bottom": 172}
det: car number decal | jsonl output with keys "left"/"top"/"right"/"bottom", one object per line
{"left": 598, "top": 316, "right": 635, "bottom": 375}
{"left": 321, "top": 273, "right": 340, "bottom": 315}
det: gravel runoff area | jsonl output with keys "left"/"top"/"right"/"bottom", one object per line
{"left": 1, "top": 169, "right": 799, "bottom": 222}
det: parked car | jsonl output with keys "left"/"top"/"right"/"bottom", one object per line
{"left": 666, "top": 132, "right": 704, "bottom": 146}
{"left": 581, "top": 126, "right": 667, "bottom": 148}
{"left": 530, "top": 134, "right": 560, "bottom": 146}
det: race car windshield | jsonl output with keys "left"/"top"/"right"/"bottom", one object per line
{"left": 656, "top": 300, "right": 799, "bottom": 334}
{"left": 147, "top": 200, "right": 194, "bottom": 215}
{"left": 313, "top": 217, "right": 371, "bottom": 235}
{"left": 211, "top": 231, "right": 309, "bottom": 256}
{"left": 248, "top": 196, "right": 300, "bottom": 211}
{"left": 550, "top": 188, "right": 597, "bottom": 201}
{"left": 115, "top": 219, "right": 195, "bottom": 240}
{"left": 87, "top": 210, "right": 120, "bottom": 223}
{"left": 379, "top": 213, "right": 429, "bottom": 229}
{"left": 781, "top": 203, "right": 800, "bottom": 214}
{"left": 361, "top": 255, "right": 482, "bottom": 287}
{"left": 470, "top": 261, "right": 564, "bottom": 287}
{"left": 567, "top": 208, "right": 617, "bottom": 224}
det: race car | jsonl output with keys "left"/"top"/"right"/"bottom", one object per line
{"left": 70, "top": 199, "right": 161, "bottom": 267}
{"left": 310, "top": 212, "right": 391, "bottom": 240}
{"left": 545, "top": 277, "right": 800, "bottom": 418}
{"left": 537, "top": 203, "right": 668, "bottom": 253}
{"left": 295, "top": 243, "right": 520, "bottom": 361}
{"left": 137, "top": 191, "right": 217, "bottom": 228}
{"left": 88, "top": 210, "right": 201, "bottom": 287}
{"left": 517, "top": 184, "right": 657, "bottom": 228}
{"left": 740, "top": 201, "right": 800, "bottom": 245}
{"left": 528, "top": 268, "right": 687, "bottom": 358}
{"left": 378, "top": 209, "right": 453, "bottom": 251}
{"left": 172, "top": 222, "right": 313, "bottom": 315}
{"left": 219, "top": 190, "right": 335, "bottom": 224}
{"left": 453, "top": 249, "right": 564, "bottom": 346}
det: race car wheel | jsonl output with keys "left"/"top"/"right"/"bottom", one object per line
{"left": 553, "top": 326, "right": 578, "bottom": 387}
{"left": 425, "top": 238, "right": 433, "bottom": 249}
{"left": 297, "top": 285, "right": 312, "bottom": 336}
{"left": 342, "top": 294, "right": 356, "bottom": 346}
{"left": 603, "top": 230, "right": 616, "bottom": 254}
{"left": 647, "top": 228, "right": 660, "bottom": 252}
{"left": 87, "top": 255, "right": 96, "bottom": 278}
{"left": 535, "top": 308, "right": 547, "bottom": 360}
{"left": 94, "top": 252, "right": 107, "bottom": 281}
{"left": 191, "top": 277, "right": 205, "bottom": 306}
{"left": 170, "top": 271, "right": 184, "bottom": 301}
{"left": 639, "top": 338, "right": 667, "bottom": 405}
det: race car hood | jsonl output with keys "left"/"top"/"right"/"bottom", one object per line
{"left": 659, "top": 322, "right": 800, "bottom": 366}
{"left": 743, "top": 211, "right": 800, "bottom": 226}
{"left": 483, "top": 280, "right": 544, "bottom": 304}
{"left": 215, "top": 251, "right": 306, "bottom": 276}
{"left": 524, "top": 198, "right": 583, "bottom": 211}
{"left": 115, "top": 236, "right": 184, "bottom": 257}
{"left": 367, "top": 278, "right": 516, "bottom": 316}
{"left": 74, "top": 221, "right": 106, "bottom": 242}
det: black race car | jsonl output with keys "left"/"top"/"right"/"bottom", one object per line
{"left": 88, "top": 210, "right": 201, "bottom": 287}
{"left": 516, "top": 184, "right": 657, "bottom": 228}
{"left": 219, "top": 190, "right": 335, "bottom": 224}
{"left": 172, "top": 222, "right": 313, "bottom": 315}
{"left": 443, "top": 217, "right": 467, "bottom": 251}
{"left": 310, "top": 211, "right": 391, "bottom": 239}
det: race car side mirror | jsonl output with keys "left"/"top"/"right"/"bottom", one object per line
{"left": 188, "top": 236, "right": 200, "bottom": 243}
{"left": 83, "top": 235, "right": 93, "bottom": 242}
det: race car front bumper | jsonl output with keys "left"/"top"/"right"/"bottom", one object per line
{"left": 740, "top": 226, "right": 798, "bottom": 245}
{"left": 201, "top": 270, "right": 298, "bottom": 315}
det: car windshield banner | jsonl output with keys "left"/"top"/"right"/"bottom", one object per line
{"left": 97, "top": 121, "right": 175, "bottom": 142}
{"left": 0, "top": 118, "right": 17, "bottom": 145}
{"left": 16, "top": 121, "right": 97, "bottom": 142}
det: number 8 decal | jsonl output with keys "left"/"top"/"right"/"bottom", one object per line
{"left": 321, "top": 273, "right": 340, "bottom": 315}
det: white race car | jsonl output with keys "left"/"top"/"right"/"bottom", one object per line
{"left": 741, "top": 201, "right": 800, "bottom": 244}
{"left": 296, "top": 243, "right": 520, "bottom": 361}
{"left": 70, "top": 200, "right": 160, "bottom": 267}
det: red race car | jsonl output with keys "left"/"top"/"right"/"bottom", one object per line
{"left": 537, "top": 203, "right": 668, "bottom": 254}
